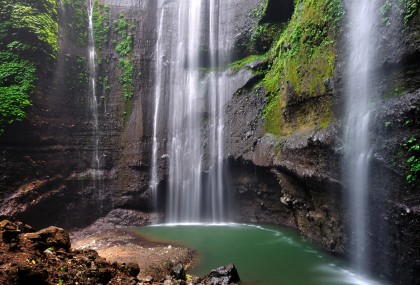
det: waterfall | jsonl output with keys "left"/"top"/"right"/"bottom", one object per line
{"left": 150, "top": 1, "right": 166, "bottom": 209}
{"left": 207, "top": 0, "right": 230, "bottom": 222}
{"left": 151, "top": 0, "right": 231, "bottom": 223}
{"left": 166, "top": 0, "right": 204, "bottom": 223}
{"left": 87, "top": 0, "right": 101, "bottom": 179}
{"left": 344, "top": 0, "right": 379, "bottom": 273}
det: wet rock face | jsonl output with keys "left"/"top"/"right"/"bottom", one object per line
{"left": 0, "top": 2, "right": 109, "bottom": 228}
{"left": 99, "top": 0, "right": 158, "bottom": 212}
{"left": 229, "top": 159, "right": 296, "bottom": 227}
{"left": 218, "top": 0, "right": 263, "bottom": 60}
{"left": 223, "top": 66, "right": 344, "bottom": 252}
{"left": 224, "top": 86, "right": 266, "bottom": 163}
{"left": 223, "top": 9, "right": 420, "bottom": 284}
{"left": 0, "top": 0, "right": 159, "bottom": 229}
{"left": 224, "top": 73, "right": 419, "bottom": 283}
{"left": 0, "top": 0, "right": 265, "bottom": 229}
{"left": 365, "top": 90, "right": 420, "bottom": 284}
{"left": 260, "top": 0, "right": 294, "bottom": 24}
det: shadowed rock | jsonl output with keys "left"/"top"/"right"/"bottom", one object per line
{"left": 204, "top": 263, "right": 240, "bottom": 284}
{"left": 171, "top": 263, "right": 186, "bottom": 280}
{"left": 23, "top": 226, "right": 71, "bottom": 251}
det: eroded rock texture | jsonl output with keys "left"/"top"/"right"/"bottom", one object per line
{"left": 0, "top": 0, "right": 160, "bottom": 228}
{"left": 222, "top": 2, "right": 420, "bottom": 284}
{"left": 0, "top": 0, "right": 419, "bottom": 284}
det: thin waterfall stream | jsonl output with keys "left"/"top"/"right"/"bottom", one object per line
{"left": 344, "top": 0, "right": 379, "bottom": 274}
{"left": 87, "top": 0, "right": 101, "bottom": 180}
{"left": 1, "top": 0, "right": 419, "bottom": 283}
{"left": 208, "top": 0, "right": 229, "bottom": 222}
{"left": 150, "top": 1, "right": 166, "bottom": 209}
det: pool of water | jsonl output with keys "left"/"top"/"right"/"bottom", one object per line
{"left": 135, "top": 224, "right": 388, "bottom": 285}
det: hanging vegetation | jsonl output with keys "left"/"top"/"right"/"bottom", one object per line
{"left": 0, "top": 0, "right": 59, "bottom": 134}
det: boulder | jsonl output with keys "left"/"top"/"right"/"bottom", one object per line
{"left": 0, "top": 220, "right": 17, "bottom": 231}
{"left": 204, "top": 264, "right": 240, "bottom": 284}
{"left": 0, "top": 220, "right": 20, "bottom": 242}
{"left": 171, "top": 263, "right": 186, "bottom": 280}
{"left": 126, "top": 262, "right": 140, "bottom": 277}
{"left": 23, "top": 226, "right": 70, "bottom": 251}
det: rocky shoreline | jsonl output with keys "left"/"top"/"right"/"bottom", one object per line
{"left": 0, "top": 220, "right": 240, "bottom": 285}
{"left": 71, "top": 228, "right": 196, "bottom": 281}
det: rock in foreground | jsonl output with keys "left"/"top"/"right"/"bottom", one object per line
{"left": 203, "top": 264, "right": 240, "bottom": 285}
{"left": 0, "top": 220, "right": 242, "bottom": 285}
{"left": 0, "top": 220, "right": 141, "bottom": 285}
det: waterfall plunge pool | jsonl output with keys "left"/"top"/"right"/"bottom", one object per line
{"left": 135, "top": 224, "right": 388, "bottom": 285}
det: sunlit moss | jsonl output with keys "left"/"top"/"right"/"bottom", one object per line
{"left": 262, "top": 0, "right": 344, "bottom": 136}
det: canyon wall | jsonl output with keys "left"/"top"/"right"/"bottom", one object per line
{"left": 0, "top": 0, "right": 160, "bottom": 227}
{"left": 222, "top": 1, "right": 420, "bottom": 283}
{"left": 0, "top": 0, "right": 419, "bottom": 284}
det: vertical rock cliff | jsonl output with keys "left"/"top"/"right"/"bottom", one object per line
{"left": 0, "top": 0, "right": 161, "bottom": 227}
{"left": 0, "top": 0, "right": 419, "bottom": 284}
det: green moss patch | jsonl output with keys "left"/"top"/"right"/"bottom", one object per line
{"left": 229, "top": 54, "right": 267, "bottom": 72}
{"left": 92, "top": 0, "right": 110, "bottom": 51}
{"left": 0, "top": 0, "right": 59, "bottom": 134}
{"left": 113, "top": 12, "right": 135, "bottom": 100}
{"left": 262, "top": 0, "right": 344, "bottom": 136}
{"left": 401, "top": 0, "right": 419, "bottom": 25}
{"left": 0, "top": 52, "right": 36, "bottom": 134}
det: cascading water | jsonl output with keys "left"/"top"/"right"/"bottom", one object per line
{"left": 87, "top": 0, "right": 101, "bottom": 179}
{"left": 207, "top": 0, "right": 230, "bottom": 222}
{"left": 344, "top": 0, "right": 379, "bottom": 273}
{"left": 150, "top": 1, "right": 166, "bottom": 209}
{"left": 151, "top": 0, "right": 231, "bottom": 223}
{"left": 166, "top": 0, "right": 204, "bottom": 223}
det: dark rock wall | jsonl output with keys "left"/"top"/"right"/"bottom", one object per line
{"left": 224, "top": 81, "right": 344, "bottom": 253}
{"left": 0, "top": 2, "right": 101, "bottom": 228}
{"left": 0, "top": 0, "right": 265, "bottom": 228}
{"left": 100, "top": 0, "right": 158, "bottom": 212}
{"left": 222, "top": 1, "right": 420, "bottom": 284}
{"left": 0, "top": 0, "right": 160, "bottom": 228}
{"left": 0, "top": 0, "right": 418, "bottom": 283}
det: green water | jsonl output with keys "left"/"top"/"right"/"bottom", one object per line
{"left": 136, "top": 224, "right": 387, "bottom": 285}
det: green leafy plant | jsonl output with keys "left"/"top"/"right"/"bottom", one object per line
{"left": 0, "top": 52, "right": 36, "bottom": 134}
{"left": 251, "top": 23, "right": 282, "bottom": 53}
{"left": 64, "top": 55, "right": 88, "bottom": 91}
{"left": 116, "top": 35, "right": 133, "bottom": 57}
{"left": 62, "top": 0, "right": 88, "bottom": 46}
{"left": 0, "top": 0, "right": 59, "bottom": 59}
{"left": 118, "top": 58, "right": 134, "bottom": 99}
{"left": 92, "top": 0, "right": 109, "bottom": 50}
{"left": 113, "top": 12, "right": 134, "bottom": 99}
{"left": 0, "top": 0, "right": 60, "bottom": 135}
{"left": 103, "top": 75, "right": 110, "bottom": 94}
{"left": 401, "top": 0, "right": 419, "bottom": 24}
{"left": 249, "top": 1, "right": 267, "bottom": 19}
{"left": 381, "top": 0, "right": 392, "bottom": 26}
{"left": 403, "top": 137, "right": 420, "bottom": 183}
